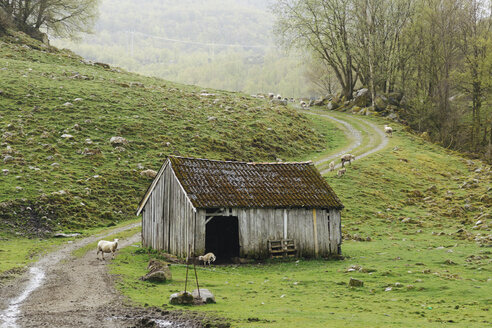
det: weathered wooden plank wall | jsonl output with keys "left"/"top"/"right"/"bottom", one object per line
{"left": 235, "top": 208, "right": 339, "bottom": 258}
{"left": 142, "top": 166, "right": 342, "bottom": 259}
{"left": 142, "top": 164, "right": 198, "bottom": 257}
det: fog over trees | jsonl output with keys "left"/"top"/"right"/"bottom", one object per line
{"left": 52, "top": 0, "right": 317, "bottom": 98}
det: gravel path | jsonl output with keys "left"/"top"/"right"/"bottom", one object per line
{"left": 0, "top": 223, "right": 149, "bottom": 328}
{"left": 303, "top": 110, "right": 389, "bottom": 174}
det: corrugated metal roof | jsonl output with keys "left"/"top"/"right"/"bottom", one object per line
{"left": 169, "top": 156, "right": 343, "bottom": 209}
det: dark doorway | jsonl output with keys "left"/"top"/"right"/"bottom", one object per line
{"left": 205, "top": 216, "right": 239, "bottom": 263}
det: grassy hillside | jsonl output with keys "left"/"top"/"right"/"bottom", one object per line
{"left": 0, "top": 31, "right": 342, "bottom": 237}
{"left": 110, "top": 115, "right": 491, "bottom": 327}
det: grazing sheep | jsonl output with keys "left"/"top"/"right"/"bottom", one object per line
{"left": 276, "top": 94, "right": 282, "bottom": 100}
{"left": 198, "top": 252, "right": 216, "bottom": 266}
{"left": 337, "top": 167, "right": 346, "bottom": 177}
{"left": 340, "top": 154, "right": 356, "bottom": 167}
{"left": 268, "top": 93, "right": 275, "bottom": 99}
{"left": 384, "top": 125, "right": 393, "bottom": 137}
{"left": 328, "top": 161, "right": 335, "bottom": 171}
{"left": 97, "top": 239, "right": 119, "bottom": 260}
{"left": 300, "top": 100, "right": 307, "bottom": 108}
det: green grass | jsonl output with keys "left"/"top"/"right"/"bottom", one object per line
{"left": 72, "top": 224, "right": 141, "bottom": 258}
{"left": 0, "top": 234, "right": 72, "bottom": 277}
{"left": 0, "top": 30, "right": 344, "bottom": 235}
{"left": 110, "top": 116, "right": 491, "bottom": 327}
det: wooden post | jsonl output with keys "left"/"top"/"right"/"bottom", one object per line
{"left": 313, "top": 209, "right": 318, "bottom": 257}
{"left": 283, "top": 209, "right": 287, "bottom": 239}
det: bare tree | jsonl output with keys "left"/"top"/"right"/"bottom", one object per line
{"left": 274, "top": 0, "right": 358, "bottom": 99}
{"left": 304, "top": 56, "right": 340, "bottom": 95}
{"left": 353, "top": 0, "right": 414, "bottom": 107}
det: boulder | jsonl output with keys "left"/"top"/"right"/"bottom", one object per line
{"left": 54, "top": 232, "right": 81, "bottom": 238}
{"left": 349, "top": 278, "right": 364, "bottom": 287}
{"left": 140, "top": 169, "right": 157, "bottom": 179}
{"left": 141, "top": 259, "right": 172, "bottom": 282}
{"left": 130, "top": 82, "right": 144, "bottom": 88}
{"left": 388, "top": 92, "right": 403, "bottom": 106}
{"left": 313, "top": 95, "right": 330, "bottom": 106}
{"left": 192, "top": 288, "right": 216, "bottom": 304}
{"left": 94, "top": 62, "right": 110, "bottom": 69}
{"left": 109, "top": 136, "right": 128, "bottom": 146}
{"left": 3, "top": 155, "right": 13, "bottom": 162}
{"left": 374, "top": 95, "right": 387, "bottom": 111}
{"left": 353, "top": 88, "right": 370, "bottom": 107}
{"left": 271, "top": 98, "right": 287, "bottom": 106}
{"left": 61, "top": 134, "right": 73, "bottom": 139}
{"left": 426, "top": 185, "right": 438, "bottom": 194}
{"left": 169, "top": 291, "right": 193, "bottom": 305}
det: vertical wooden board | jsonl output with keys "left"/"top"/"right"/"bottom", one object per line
{"left": 334, "top": 210, "right": 342, "bottom": 252}
{"left": 316, "top": 209, "right": 324, "bottom": 255}
{"left": 196, "top": 209, "right": 205, "bottom": 255}
{"left": 237, "top": 208, "right": 245, "bottom": 257}
{"left": 247, "top": 208, "right": 253, "bottom": 256}
{"left": 155, "top": 182, "right": 160, "bottom": 250}
{"left": 304, "top": 209, "right": 314, "bottom": 257}
{"left": 252, "top": 209, "right": 259, "bottom": 257}
{"left": 328, "top": 209, "right": 336, "bottom": 253}
{"left": 169, "top": 174, "right": 175, "bottom": 255}
{"left": 162, "top": 171, "right": 168, "bottom": 251}
{"left": 242, "top": 208, "right": 250, "bottom": 257}
{"left": 318, "top": 209, "right": 330, "bottom": 256}
{"left": 142, "top": 209, "right": 147, "bottom": 247}
{"left": 259, "top": 208, "right": 265, "bottom": 258}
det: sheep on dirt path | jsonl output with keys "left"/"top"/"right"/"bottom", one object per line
{"left": 340, "top": 154, "right": 356, "bottom": 167}
{"left": 384, "top": 125, "right": 393, "bottom": 137}
{"left": 97, "top": 239, "right": 119, "bottom": 260}
{"left": 328, "top": 161, "right": 335, "bottom": 171}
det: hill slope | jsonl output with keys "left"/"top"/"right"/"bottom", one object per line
{"left": 0, "top": 31, "right": 340, "bottom": 235}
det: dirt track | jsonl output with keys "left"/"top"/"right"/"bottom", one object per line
{"left": 303, "top": 110, "right": 389, "bottom": 174}
{"left": 0, "top": 223, "right": 202, "bottom": 327}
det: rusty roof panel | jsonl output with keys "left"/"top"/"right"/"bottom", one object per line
{"left": 169, "top": 156, "right": 343, "bottom": 210}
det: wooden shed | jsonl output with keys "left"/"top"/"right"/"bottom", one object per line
{"left": 136, "top": 156, "right": 344, "bottom": 261}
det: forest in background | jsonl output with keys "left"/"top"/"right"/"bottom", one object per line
{"left": 52, "top": 0, "right": 317, "bottom": 98}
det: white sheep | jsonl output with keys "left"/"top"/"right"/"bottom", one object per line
{"left": 340, "top": 154, "right": 356, "bottom": 167}
{"left": 198, "top": 252, "right": 216, "bottom": 266}
{"left": 300, "top": 100, "right": 307, "bottom": 108}
{"left": 276, "top": 94, "right": 282, "bottom": 100}
{"left": 384, "top": 125, "right": 393, "bottom": 137}
{"left": 328, "top": 161, "right": 335, "bottom": 171}
{"left": 97, "top": 238, "right": 119, "bottom": 260}
{"left": 268, "top": 93, "right": 275, "bottom": 99}
{"left": 337, "top": 167, "right": 346, "bottom": 177}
